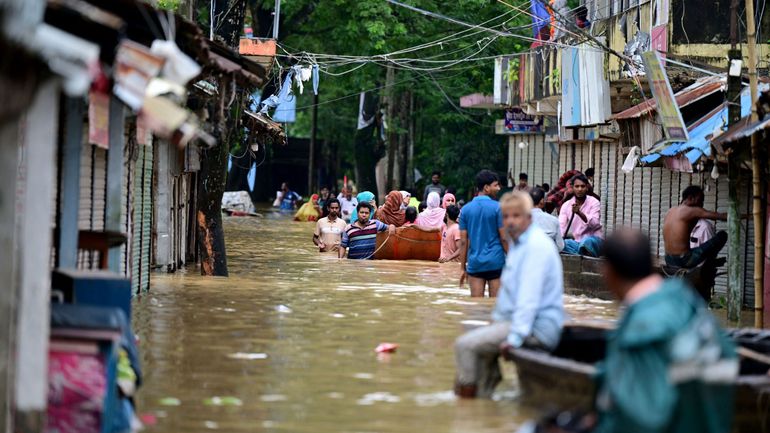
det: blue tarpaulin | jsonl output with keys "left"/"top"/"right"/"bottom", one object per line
{"left": 641, "top": 85, "right": 766, "bottom": 165}
{"left": 530, "top": 0, "right": 551, "bottom": 38}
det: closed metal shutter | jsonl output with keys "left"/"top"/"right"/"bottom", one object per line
{"left": 131, "top": 143, "right": 153, "bottom": 294}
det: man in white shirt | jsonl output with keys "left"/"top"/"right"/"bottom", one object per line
{"left": 529, "top": 187, "right": 564, "bottom": 251}
{"left": 313, "top": 199, "right": 347, "bottom": 253}
{"left": 337, "top": 187, "right": 358, "bottom": 223}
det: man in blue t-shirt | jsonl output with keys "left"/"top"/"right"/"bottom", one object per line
{"left": 459, "top": 170, "right": 507, "bottom": 297}
{"left": 279, "top": 182, "right": 300, "bottom": 211}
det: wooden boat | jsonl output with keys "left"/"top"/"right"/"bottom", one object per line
{"left": 659, "top": 256, "right": 726, "bottom": 301}
{"left": 374, "top": 226, "right": 441, "bottom": 261}
{"left": 510, "top": 325, "right": 770, "bottom": 432}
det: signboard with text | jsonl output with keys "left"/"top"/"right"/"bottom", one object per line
{"left": 503, "top": 108, "right": 543, "bottom": 134}
{"left": 641, "top": 51, "right": 688, "bottom": 141}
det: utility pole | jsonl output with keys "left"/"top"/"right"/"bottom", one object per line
{"left": 272, "top": 0, "right": 281, "bottom": 39}
{"left": 308, "top": 93, "right": 318, "bottom": 195}
{"left": 726, "top": 0, "right": 743, "bottom": 322}
{"left": 745, "top": 0, "right": 764, "bottom": 326}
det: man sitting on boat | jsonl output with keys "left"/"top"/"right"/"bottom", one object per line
{"left": 594, "top": 229, "right": 737, "bottom": 433}
{"left": 663, "top": 185, "right": 727, "bottom": 268}
{"left": 454, "top": 191, "right": 564, "bottom": 399}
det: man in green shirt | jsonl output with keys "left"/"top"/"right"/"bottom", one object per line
{"left": 594, "top": 230, "right": 737, "bottom": 433}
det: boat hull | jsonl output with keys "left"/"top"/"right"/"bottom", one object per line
{"left": 510, "top": 326, "right": 770, "bottom": 432}
{"left": 374, "top": 226, "right": 441, "bottom": 261}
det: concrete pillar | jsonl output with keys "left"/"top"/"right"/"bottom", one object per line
{"left": 0, "top": 114, "right": 21, "bottom": 433}
{"left": 153, "top": 140, "right": 171, "bottom": 270}
{"left": 105, "top": 96, "right": 125, "bottom": 272}
{"left": 13, "top": 81, "right": 60, "bottom": 432}
{"left": 56, "top": 97, "right": 84, "bottom": 269}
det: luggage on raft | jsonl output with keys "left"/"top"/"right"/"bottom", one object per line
{"left": 374, "top": 226, "right": 441, "bottom": 261}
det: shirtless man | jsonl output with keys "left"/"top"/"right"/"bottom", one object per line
{"left": 663, "top": 185, "right": 727, "bottom": 268}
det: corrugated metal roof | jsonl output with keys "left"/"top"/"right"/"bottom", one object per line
{"left": 612, "top": 75, "right": 726, "bottom": 120}
{"left": 711, "top": 114, "right": 770, "bottom": 147}
{"left": 640, "top": 84, "right": 767, "bottom": 165}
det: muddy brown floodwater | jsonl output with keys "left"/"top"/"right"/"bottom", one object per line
{"left": 133, "top": 210, "right": 618, "bottom": 433}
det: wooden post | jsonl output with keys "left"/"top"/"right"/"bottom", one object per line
{"left": 726, "top": 0, "right": 743, "bottom": 322}
{"left": 105, "top": 96, "right": 125, "bottom": 273}
{"left": 14, "top": 80, "right": 60, "bottom": 432}
{"left": 308, "top": 92, "right": 318, "bottom": 195}
{"left": 57, "top": 97, "right": 85, "bottom": 269}
{"left": 745, "top": 0, "right": 764, "bottom": 326}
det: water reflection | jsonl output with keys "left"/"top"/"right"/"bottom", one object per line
{"left": 134, "top": 211, "right": 617, "bottom": 433}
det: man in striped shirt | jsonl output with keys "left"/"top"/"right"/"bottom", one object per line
{"left": 339, "top": 202, "right": 395, "bottom": 260}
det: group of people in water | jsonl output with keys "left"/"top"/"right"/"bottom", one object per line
{"left": 273, "top": 167, "right": 741, "bottom": 432}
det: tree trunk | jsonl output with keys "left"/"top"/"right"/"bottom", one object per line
{"left": 353, "top": 91, "right": 381, "bottom": 193}
{"left": 397, "top": 91, "right": 409, "bottom": 189}
{"left": 406, "top": 92, "right": 415, "bottom": 189}
{"left": 196, "top": 0, "right": 247, "bottom": 276}
{"left": 308, "top": 93, "right": 318, "bottom": 195}
{"left": 385, "top": 66, "right": 397, "bottom": 192}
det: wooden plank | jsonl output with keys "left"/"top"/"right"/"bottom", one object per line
{"left": 105, "top": 96, "right": 125, "bottom": 272}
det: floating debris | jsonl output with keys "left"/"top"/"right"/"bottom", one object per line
{"left": 158, "top": 397, "right": 181, "bottom": 406}
{"left": 375, "top": 343, "right": 399, "bottom": 353}
{"left": 203, "top": 396, "right": 243, "bottom": 406}
{"left": 275, "top": 305, "right": 293, "bottom": 313}
{"left": 460, "top": 320, "right": 490, "bottom": 326}
{"left": 356, "top": 392, "right": 401, "bottom": 405}
{"left": 227, "top": 352, "right": 268, "bottom": 360}
{"left": 260, "top": 394, "right": 288, "bottom": 402}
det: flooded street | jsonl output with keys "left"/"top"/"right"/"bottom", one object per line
{"left": 134, "top": 211, "right": 617, "bottom": 433}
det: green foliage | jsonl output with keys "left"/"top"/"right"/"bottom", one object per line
{"left": 271, "top": 0, "right": 533, "bottom": 197}
{"left": 157, "top": 0, "right": 181, "bottom": 11}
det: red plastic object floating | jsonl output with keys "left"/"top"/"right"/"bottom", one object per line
{"left": 375, "top": 343, "right": 399, "bottom": 353}
{"left": 139, "top": 413, "right": 158, "bottom": 426}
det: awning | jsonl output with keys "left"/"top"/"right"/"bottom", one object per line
{"left": 640, "top": 85, "right": 766, "bottom": 165}
{"left": 77, "top": 0, "right": 267, "bottom": 87}
{"left": 244, "top": 111, "right": 287, "bottom": 146}
{"left": 460, "top": 93, "right": 496, "bottom": 109}
{"left": 612, "top": 75, "right": 725, "bottom": 120}
{"left": 711, "top": 114, "right": 770, "bottom": 148}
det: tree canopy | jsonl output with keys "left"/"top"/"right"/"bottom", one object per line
{"left": 251, "top": 0, "right": 533, "bottom": 197}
